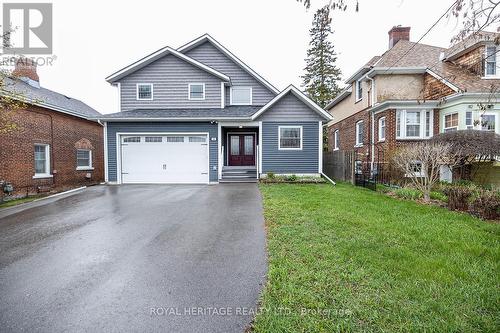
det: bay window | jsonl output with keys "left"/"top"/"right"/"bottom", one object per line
{"left": 465, "top": 111, "right": 473, "bottom": 129}
{"left": 396, "top": 109, "right": 433, "bottom": 139}
{"left": 481, "top": 114, "right": 496, "bottom": 131}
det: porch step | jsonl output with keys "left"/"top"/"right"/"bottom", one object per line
{"left": 219, "top": 178, "right": 258, "bottom": 183}
{"left": 221, "top": 166, "right": 258, "bottom": 182}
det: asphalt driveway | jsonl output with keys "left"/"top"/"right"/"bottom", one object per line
{"left": 0, "top": 184, "right": 267, "bottom": 333}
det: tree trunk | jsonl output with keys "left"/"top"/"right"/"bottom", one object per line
{"left": 423, "top": 191, "right": 430, "bottom": 202}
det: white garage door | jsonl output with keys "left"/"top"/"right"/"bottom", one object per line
{"left": 120, "top": 134, "right": 209, "bottom": 184}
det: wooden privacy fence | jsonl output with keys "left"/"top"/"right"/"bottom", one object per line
{"left": 323, "top": 150, "right": 355, "bottom": 183}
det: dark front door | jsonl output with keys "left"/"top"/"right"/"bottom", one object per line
{"left": 228, "top": 134, "right": 255, "bottom": 166}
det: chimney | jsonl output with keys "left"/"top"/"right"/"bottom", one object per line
{"left": 388, "top": 26, "right": 410, "bottom": 49}
{"left": 12, "top": 57, "right": 40, "bottom": 88}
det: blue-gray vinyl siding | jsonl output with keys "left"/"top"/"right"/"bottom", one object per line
{"left": 255, "top": 92, "right": 324, "bottom": 122}
{"left": 262, "top": 122, "right": 319, "bottom": 174}
{"left": 106, "top": 122, "right": 218, "bottom": 182}
{"left": 184, "top": 41, "right": 276, "bottom": 106}
{"left": 118, "top": 54, "right": 222, "bottom": 111}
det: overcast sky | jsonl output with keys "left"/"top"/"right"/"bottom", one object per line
{"left": 2, "top": 0, "right": 475, "bottom": 114}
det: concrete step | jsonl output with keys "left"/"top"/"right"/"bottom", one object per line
{"left": 222, "top": 174, "right": 256, "bottom": 179}
{"left": 219, "top": 178, "right": 258, "bottom": 183}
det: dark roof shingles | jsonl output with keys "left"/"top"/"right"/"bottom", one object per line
{"left": 99, "top": 106, "right": 261, "bottom": 119}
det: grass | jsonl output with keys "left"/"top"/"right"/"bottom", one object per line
{"left": 253, "top": 183, "right": 500, "bottom": 332}
{"left": 0, "top": 195, "right": 43, "bottom": 208}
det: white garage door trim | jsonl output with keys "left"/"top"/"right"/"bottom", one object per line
{"left": 116, "top": 132, "right": 210, "bottom": 184}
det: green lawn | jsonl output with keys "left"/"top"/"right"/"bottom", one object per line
{"left": 253, "top": 183, "right": 499, "bottom": 332}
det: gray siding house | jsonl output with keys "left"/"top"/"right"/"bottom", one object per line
{"left": 98, "top": 34, "right": 332, "bottom": 184}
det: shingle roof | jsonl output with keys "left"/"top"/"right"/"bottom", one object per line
{"left": 2, "top": 77, "right": 101, "bottom": 119}
{"left": 97, "top": 106, "right": 261, "bottom": 119}
{"left": 374, "top": 39, "right": 500, "bottom": 93}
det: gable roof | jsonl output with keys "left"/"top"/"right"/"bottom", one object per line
{"left": 325, "top": 87, "right": 352, "bottom": 110}
{"left": 251, "top": 85, "right": 333, "bottom": 121}
{"left": 2, "top": 77, "right": 101, "bottom": 119}
{"left": 105, "top": 46, "right": 230, "bottom": 83}
{"left": 177, "top": 34, "right": 280, "bottom": 94}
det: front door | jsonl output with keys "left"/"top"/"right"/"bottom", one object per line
{"left": 228, "top": 134, "right": 255, "bottom": 166}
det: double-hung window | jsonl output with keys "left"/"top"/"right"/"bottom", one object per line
{"left": 230, "top": 87, "right": 252, "bottom": 105}
{"left": 188, "top": 83, "right": 205, "bottom": 100}
{"left": 137, "top": 83, "right": 153, "bottom": 100}
{"left": 333, "top": 129, "right": 340, "bottom": 150}
{"left": 34, "top": 144, "right": 51, "bottom": 178}
{"left": 355, "top": 121, "right": 364, "bottom": 146}
{"left": 378, "top": 117, "right": 386, "bottom": 141}
{"left": 396, "top": 110, "right": 433, "bottom": 139}
{"left": 76, "top": 149, "right": 92, "bottom": 170}
{"left": 485, "top": 46, "right": 498, "bottom": 77}
{"left": 279, "top": 126, "right": 302, "bottom": 150}
{"left": 355, "top": 80, "right": 362, "bottom": 101}
{"left": 444, "top": 113, "right": 459, "bottom": 132}
{"left": 465, "top": 111, "right": 474, "bottom": 129}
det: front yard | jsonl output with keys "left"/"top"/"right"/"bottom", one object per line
{"left": 253, "top": 183, "right": 499, "bottom": 332}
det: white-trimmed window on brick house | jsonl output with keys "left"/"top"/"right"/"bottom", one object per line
{"left": 405, "top": 160, "right": 425, "bottom": 178}
{"left": 230, "top": 86, "right": 252, "bottom": 105}
{"left": 34, "top": 144, "right": 51, "bottom": 178}
{"left": 355, "top": 80, "right": 362, "bottom": 102}
{"left": 278, "top": 126, "right": 302, "bottom": 150}
{"left": 188, "top": 83, "right": 205, "bottom": 100}
{"left": 378, "top": 117, "right": 386, "bottom": 141}
{"left": 355, "top": 120, "right": 364, "bottom": 146}
{"left": 484, "top": 45, "right": 498, "bottom": 77}
{"left": 396, "top": 109, "right": 433, "bottom": 139}
{"left": 444, "top": 113, "right": 459, "bottom": 132}
{"left": 334, "top": 129, "right": 340, "bottom": 150}
{"left": 76, "top": 149, "right": 93, "bottom": 170}
{"left": 136, "top": 83, "right": 153, "bottom": 100}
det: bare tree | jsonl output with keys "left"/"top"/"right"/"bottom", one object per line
{"left": 297, "top": 1, "right": 500, "bottom": 42}
{"left": 392, "top": 142, "right": 460, "bottom": 202}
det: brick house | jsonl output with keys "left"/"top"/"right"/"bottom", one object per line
{"left": 0, "top": 58, "right": 103, "bottom": 197}
{"left": 326, "top": 27, "right": 500, "bottom": 182}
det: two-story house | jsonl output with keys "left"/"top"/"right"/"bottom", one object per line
{"left": 97, "top": 34, "right": 332, "bottom": 184}
{"left": 326, "top": 27, "right": 499, "bottom": 182}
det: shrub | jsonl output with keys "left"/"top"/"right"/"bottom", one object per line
{"left": 287, "top": 174, "right": 297, "bottom": 182}
{"left": 430, "top": 191, "right": 448, "bottom": 202}
{"left": 267, "top": 172, "right": 275, "bottom": 180}
{"left": 469, "top": 190, "right": 500, "bottom": 220}
{"left": 443, "top": 185, "right": 475, "bottom": 211}
{"left": 394, "top": 187, "right": 423, "bottom": 200}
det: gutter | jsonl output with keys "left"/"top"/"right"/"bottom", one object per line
{"left": 366, "top": 76, "right": 376, "bottom": 173}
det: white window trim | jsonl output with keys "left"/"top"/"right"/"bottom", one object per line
{"left": 378, "top": 117, "right": 386, "bottom": 142}
{"left": 355, "top": 120, "right": 364, "bottom": 147}
{"left": 405, "top": 161, "right": 425, "bottom": 178}
{"left": 465, "top": 111, "right": 474, "bottom": 129}
{"left": 278, "top": 125, "right": 303, "bottom": 150}
{"left": 355, "top": 80, "right": 362, "bottom": 102}
{"left": 188, "top": 83, "right": 206, "bottom": 100}
{"left": 229, "top": 86, "right": 253, "bottom": 105}
{"left": 76, "top": 149, "right": 94, "bottom": 171}
{"left": 480, "top": 112, "right": 497, "bottom": 132}
{"left": 396, "top": 109, "right": 433, "bottom": 140}
{"left": 333, "top": 129, "right": 339, "bottom": 151}
{"left": 444, "top": 112, "right": 459, "bottom": 132}
{"left": 136, "top": 83, "right": 153, "bottom": 100}
{"left": 33, "top": 144, "right": 52, "bottom": 178}
{"left": 483, "top": 45, "right": 499, "bottom": 79}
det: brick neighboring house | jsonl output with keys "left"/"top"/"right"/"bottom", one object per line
{"left": 326, "top": 27, "right": 500, "bottom": 183}
{"left": 0, "top": 58, "right": 103, "bottom": 197}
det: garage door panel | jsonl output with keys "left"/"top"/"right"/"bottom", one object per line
{"left": 120, "top": 135, "right": 209, "bottom": 184}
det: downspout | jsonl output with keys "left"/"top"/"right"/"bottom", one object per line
{"left": 366, "top": 75, "right": 376, "bottom": 174}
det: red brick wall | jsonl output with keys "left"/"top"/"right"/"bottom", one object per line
{"left": 0, "top": 105, "right": 104, "bottom": 197}
{"left": 453, "top": 46, "right": 484, "bottom": 76}
{"left": 328, "top": 108, "right": 440, "bottom": 166}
